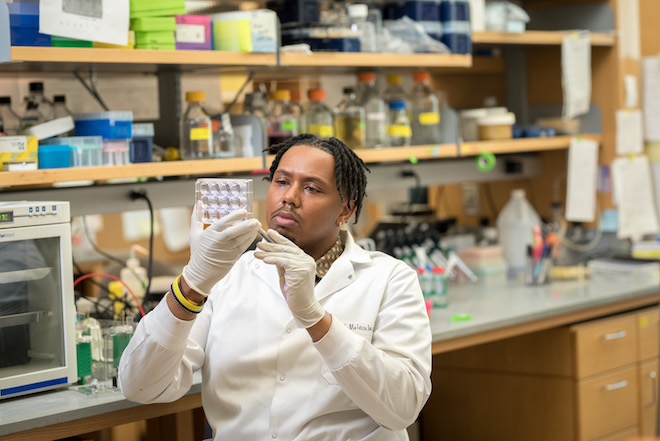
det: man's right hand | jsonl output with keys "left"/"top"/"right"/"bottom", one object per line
{"left": 182, "top": 207, "right": 261, "bottom": 297}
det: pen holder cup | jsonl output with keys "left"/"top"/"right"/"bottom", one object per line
{"left": 525, "top": 255, "right": 553, "bottom": 286}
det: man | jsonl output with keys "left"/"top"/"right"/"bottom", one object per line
{"left": 119, "top": 134, "right": 432, "bottom": 440}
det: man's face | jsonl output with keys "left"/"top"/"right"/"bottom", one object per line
{"left": 266, "top": 145, "right": 354, "bottom": 260}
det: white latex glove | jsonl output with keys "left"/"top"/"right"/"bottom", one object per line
{"left": 254, "top": 229, "right": 325, "bottom": 328}
{"left": 182, "top": 207, "right": 261, "bottom": 297}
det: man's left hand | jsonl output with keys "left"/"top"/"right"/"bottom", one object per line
{"left": 254, "top": 229, "right": 325, "bottom": 328}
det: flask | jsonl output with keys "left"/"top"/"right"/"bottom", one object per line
{"left": 120, "top": 246, "right": 148, "bottom": 308}
{"left": 304, "top": 89, "right": 335, "bottom": 138}
{"left": 347, "top": 3, "right": 376, "bottom": 52}
{"left": 242, "top": 91, "right": 269, "bottom": 156}
{"left": 334, "top": 87, "right": 366, "bottom": 149}
{"left": 496, "top": 189, "right": 542, "bottom": 279}
{"left": 0, "top": 96, "right": 21, "bottom": 135}
{"left": 211, "top": 114, "right": 236, "bottom": 158}
{"left": 180, "top": 91, "right": 214, "bottom": 160}
{"left": 52, "top": 95, "right": 73, "bottom": 119}
{"left": 383, "top": 74, "right": 407, "bottom": 106}
{"left": 25, "top": 82, "right": 54, "bottom": 122}
{"left": 267, "top": 90, "right": 299, "bottom": 152}
{"left": 357, "top": 72, "right": 387, "bottom": 148}
{"left": 410, "top": 71, "right": 442, "bottom": 145}
{"left": 290, "top": 91, "right": 304, "bottom": 132}
{"left": 431, "top": 266, "right": 449, "bottom": 308}
{"left": 387, "top": 100, "right": 412, "bottom": 147}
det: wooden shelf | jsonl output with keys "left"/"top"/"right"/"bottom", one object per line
{"left": 472, "top": 31, "right": 616, "bottom": 47}
{"left": 4, "top": 47, "right": 471, "bottom": 73}
{"left": 279, "top": 52, "right": 472, "bottom": 68}
{"left": 6, "top": 47, "right": 277, "bottom": 73}
{"left": 0, "top": 157, "right": 266, "bottom": 187}
{"left": 0, "top": 137, "right": 595, "bottom": 188}
{"left": 458, "top": 135, "right": 601, "bottom": 156}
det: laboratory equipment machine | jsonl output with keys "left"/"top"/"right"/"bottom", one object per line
{"left": 0, "top": 201, "right": 77, "bottom": 399}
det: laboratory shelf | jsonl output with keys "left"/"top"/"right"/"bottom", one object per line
{"left": 0, "top": 310, "right": 49, "bottom": 329}
{"left": 6, "top": 47, "right": 472, "bottom": 73}
{"left": 458, "top": 134, "right": 601, "bottom": 156}
{"left": 472, "top": 31, "right": 616, "bottom": 47}
{"left": 0, "top": 137, "right": 594, "bottom": 189}
{"left": 0, "top": 157, "right": 266, "bottom": 187}
{"left": 7, "top": 47, "right": 278, "bottom": 72}
{"left": 278, "top": 52, "right": 472, "bottom": 68}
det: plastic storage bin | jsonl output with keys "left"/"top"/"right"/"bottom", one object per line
{"left": 130, "top": 123, "right": 154, "bottom": 163}
{"left": 38, "top": 144, "right": 71, "bottom": 169}
{"left": 102, "top": 139, "right": 131, "bottom": 166}
{"left": 175, "top": 15, "right": 212, "bottom": 50}
{"left": 74, "top": 112, "right": 133, "bottom": 140}
{"left": 41, "top": 136, "right": 103, "bottom": 167}
{"left": 8, "top": 2, "right": 51, "bottom": 47}
{"left": 477, "top": 112, "right": 516, "bottom": 140}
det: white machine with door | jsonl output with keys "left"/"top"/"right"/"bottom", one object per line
{"left": 0, "top": 201, "right": 77, "bottom": 399}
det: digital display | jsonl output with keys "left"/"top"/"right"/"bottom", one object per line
{"left": 0, "top": 211, "right": 14, "bottom": 223}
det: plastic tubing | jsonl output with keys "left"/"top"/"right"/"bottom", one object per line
{"left": 74, "top": 272, "right": 146, "bottom": 317}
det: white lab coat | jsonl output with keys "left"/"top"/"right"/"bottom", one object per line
{"left": 119, "top": 231, "right": 432, "bottom": 440}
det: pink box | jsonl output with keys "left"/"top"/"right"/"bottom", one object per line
{"left": 175, "top": 15, "right": 212, "bottom": 50}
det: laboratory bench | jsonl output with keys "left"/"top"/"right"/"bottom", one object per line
{"left": 1, "top": 278, "right": 659, "bottom": 441}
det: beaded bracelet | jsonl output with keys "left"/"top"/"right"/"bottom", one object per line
{"left": 170, "top": 274, "right": 206, "bottom": 314}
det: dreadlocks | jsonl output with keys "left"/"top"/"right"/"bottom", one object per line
{"left": 265, "top": 134, "right": 370, "bottom": 223}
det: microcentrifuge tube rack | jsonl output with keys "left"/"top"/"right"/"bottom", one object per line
{"left": 195, "top": 178, "right": 253, "bottom": 224}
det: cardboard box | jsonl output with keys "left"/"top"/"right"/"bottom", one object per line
{"left": 0, "top": 136, "right": 38, "bottom": 169}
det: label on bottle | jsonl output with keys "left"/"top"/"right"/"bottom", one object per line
{"left": 367, "top": 112, "right": 387, "bottom": 121}
{"left": 282, "top": 119, "right": 298, "bottom": 132}
{"left": 190, "top": 127, "right": 210, "bottom": 141}
{"left": 418, "top": 112, "right": 440, "bottom": 125}
{"left": 388, "top": 125, "right": 412, "bottom": 137}
{"left": 309, "top": 124, "right": 334, "bottom": 138}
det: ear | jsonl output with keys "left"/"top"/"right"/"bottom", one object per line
{"left": 336, "top": 200, "right": 357, "bottom": 226}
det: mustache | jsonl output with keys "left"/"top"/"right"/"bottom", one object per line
{"left": 271, "top": 206, "right": 301, "bottom": 222}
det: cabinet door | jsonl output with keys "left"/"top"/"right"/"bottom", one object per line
{"left": 577, "top": 366, "right": 639, "bottom": 441}
{"left": 572, "top": 315, "right": 638, "bottom": 378}
{"left": 595, "top": 427, "right": 639, "bottom": 441}
{"left": 638, "top": 307, "right": 659, "bottom": 361}
{"left": 640, "top": 359, "right": 659, "bottom": 437}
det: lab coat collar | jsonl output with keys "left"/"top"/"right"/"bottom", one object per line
{"left": 247, "top": 230, "right": 373, "bottom": 302}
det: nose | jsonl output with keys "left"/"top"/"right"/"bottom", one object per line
{"left": 282, "top": 182, "right": 300, "bottom": 208}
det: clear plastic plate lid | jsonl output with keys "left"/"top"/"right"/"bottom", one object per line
{"left": 195, "top": 178, "right": 253, "bottom": 224}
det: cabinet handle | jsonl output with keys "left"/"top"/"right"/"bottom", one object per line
{"left": 603, "top": 380, "right": 628, "bottom": 391}
{"left": 645, "top": 371, "right": 657, "bottom": 408}
{"left": 602, "top": 331, "right": 627, "bottom": 340}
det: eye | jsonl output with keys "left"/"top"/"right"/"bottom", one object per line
{"left": 275, "top": 179, "right": 288, "bottom": 185}
{"left": 305, "top": 186, "right": 320, "bottom": 193}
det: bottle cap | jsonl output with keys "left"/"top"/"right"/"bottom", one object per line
{"left": 0, "top": 96, "right": 10, "bottom": 104}
{"left": 413, "top": 71, "right": 431, "bottom": 83}
{"left": 343, "top": 87, "right": 356, "bottom": 95}
{"left": 29, "top": 82, "right": 44, "bottom": 93}
{"left": 389, "top": 100, "right": 406, "bottom": 110}
{"left": 348, "top": 4, "right": 369, "bottom": 18}
{"left": 271, "top": 90, "right": 291, "bottom": 101}
{"left": 308, "top": 89, "right": 326, "bottom": 101}
{"left": 386, "top": 74, "right": 403, "bottom": 84}
{"left": 186, "top": 91, "right": 206, "bottom": 102}
{"left": 290, "top": 90, "right": 301, "bottom": 102}
{"left": 358, "top": 71, "right": 376, "bottom": 83}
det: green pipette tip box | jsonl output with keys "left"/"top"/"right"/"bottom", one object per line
{"left": 131, "top": 17, "right": 177, "bottom": 32}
